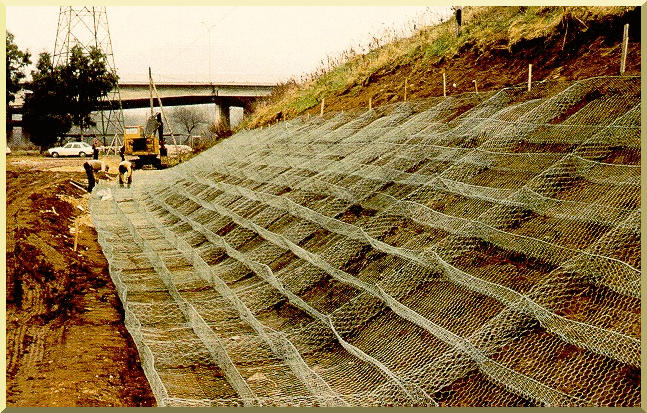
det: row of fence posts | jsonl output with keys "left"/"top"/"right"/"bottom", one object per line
{"left": 277, "top": 23, "right": 630, "bottom": 121}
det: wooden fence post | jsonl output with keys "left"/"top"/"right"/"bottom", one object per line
{"left": 443, "top": 72, "right": 447, "bottom": 97}
{"left": 73, "top": 221, "right": 80, "bottom": 252}
{"left": 404, "top": 78, "right": 408, "bottom": 102}
{"left": 527, "top": 64, "right": 532, "bottom": 91}
{"left": 472, "top": 79, "right": 478, "bottom": 93}
{"left": 320, "top": 98, "right": 325, "bottom": 116}
{"left": 368, "top": 96, "right": 372, "bottom": 110}
{"left": 620, "top": 23, "right": 629, "bottom": 75}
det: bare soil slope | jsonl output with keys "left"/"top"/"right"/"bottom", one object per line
{"left": 6, "top": 158, "right": 155, "bottom": 406}
{"left": 248, "top": 6, "right": 640, "bottom": 126}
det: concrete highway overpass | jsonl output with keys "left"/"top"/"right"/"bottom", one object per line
{"left": 10, "top": 81, "right": 276, "bottom": 128}
{"left": 117, "top": 81, "right": 275, "bottom": 121}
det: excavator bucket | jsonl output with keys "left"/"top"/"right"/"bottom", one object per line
{"left": 144, "top": 115, "right": 160, "bottom": 137}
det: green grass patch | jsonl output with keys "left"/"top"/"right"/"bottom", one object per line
{"left": 238, "top": 6, "right": 632, "bottom": 130}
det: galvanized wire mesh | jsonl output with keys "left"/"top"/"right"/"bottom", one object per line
{"left": 90, "top": 76, "right": 640, "bottom": 407}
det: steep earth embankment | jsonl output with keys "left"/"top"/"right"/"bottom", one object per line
{"left": 90, "top": 75, "right": 640, "bottom": 406}
{"left": 246, "top": 6, "right": 640, "bottom": 127}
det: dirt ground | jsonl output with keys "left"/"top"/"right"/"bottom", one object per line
{"left": 5, "top": 154, "right": 155, "bottom": 406}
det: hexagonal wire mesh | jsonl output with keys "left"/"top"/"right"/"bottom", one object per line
{"left": 91, "top": 76, "right": 640, "bottom": 407}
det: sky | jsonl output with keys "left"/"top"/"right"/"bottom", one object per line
{"left": 6, "top": 5, "right": 453, "bottom": 84}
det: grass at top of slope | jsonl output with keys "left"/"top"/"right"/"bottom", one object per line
{"left": 239, "top": 6, "right": 636, "bottom": 130}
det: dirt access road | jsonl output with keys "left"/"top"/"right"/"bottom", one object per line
{"left": 6, "top": 155, "right": 155, "bottom": 406}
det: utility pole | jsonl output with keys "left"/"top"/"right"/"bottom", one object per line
{"left": 53, "top": 6, "right": 124, "bottom": 149}
{"left": 149, "top": 67, "right": 154, "bottom": 117}
{"left": 201, "top": 21, "right": 218, "bottom": 85}
{"left": 201, "top": 21, "right": 218, "bottom": 120}
{"left": 208, "top": 32, "right": 212, "bottom": 85}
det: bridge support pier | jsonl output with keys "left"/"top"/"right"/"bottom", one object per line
{"left": 215, "top": 104, "right": 230, "bottom": 130}
{"left": 243, "top": 103, "right": 253, "bottom": 119}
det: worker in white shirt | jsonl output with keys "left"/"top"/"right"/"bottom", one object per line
{"left": 118, "top": 150, "right": 133, "bottom": 188}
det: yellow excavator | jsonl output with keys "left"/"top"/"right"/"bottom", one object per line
{"left": 122, "top": 114, "right": 167, "bottom": 169}
{"left": 122, "top": 68, "right": 174, "bottom": 169}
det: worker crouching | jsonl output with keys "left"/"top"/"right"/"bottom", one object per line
{"left": 118, "top": 159, "right": 133, "bottom": 188}
{"left": 118, "top": 148, "right": 133, "bottom": 188}
{"left": 83, "top": 159, "right": 109, "bottom": 193}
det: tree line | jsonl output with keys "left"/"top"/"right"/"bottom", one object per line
{"left": 6, "top": 31, "right": 117, "bottom": 151}
{"left": 7, "top": 31, "right": 233, "bottom": 153}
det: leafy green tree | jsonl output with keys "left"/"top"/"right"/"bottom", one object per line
{"left": 6, "top": 31, "right": 31, "bottom": 132}
{"left": 61, "top": 45, "right": 118, "bottom": 138}
{"left": 22, "top": 53, "right": 72, "bottom": 151}
{"left": 22, "top": 45, "right": 118, "bottom": 150}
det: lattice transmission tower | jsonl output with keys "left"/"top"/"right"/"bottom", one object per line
{"left": 53, "top": 6, "right": 124, "bottom": 147}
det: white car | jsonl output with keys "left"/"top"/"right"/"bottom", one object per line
{"left": 47, "top": 141, "right": 93, "bottom": 158}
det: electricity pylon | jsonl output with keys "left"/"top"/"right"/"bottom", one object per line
{"left": 53, "top": 6, "right": 124, "bottom": 148}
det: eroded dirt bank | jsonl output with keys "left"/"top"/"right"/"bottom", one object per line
{"left": 6, "top": 157, "right": 155, "bottom": 406}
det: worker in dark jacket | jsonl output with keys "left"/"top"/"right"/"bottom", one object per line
{"left": 157, "top": 113, "right": 167, "bottom": 156}
{"left": 83, "top": 159, "right": 109, "bottom": 193}
{"left": 92, "top": 137, "right": 100, "bottom": 159}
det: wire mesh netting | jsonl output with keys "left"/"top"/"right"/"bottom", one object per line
{"left": 90, "top": 76, "right": 640, "bottom": 407}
